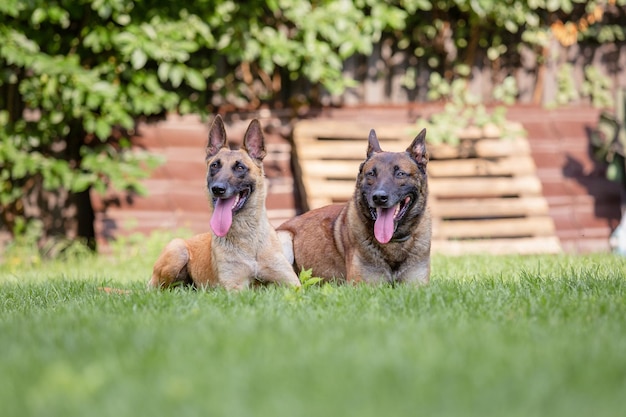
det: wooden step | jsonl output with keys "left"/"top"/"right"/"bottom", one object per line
{"left": 297, "top": 156, "right": 536, "bottom": 179}
{"left": 432, "top": 236, "right": 562, "bottom": 255}
{"left": 433, "top": 216, "right": 556, "bottom": 239}
{"left": 432, "top": 197, "right": 549, "bottom": 219}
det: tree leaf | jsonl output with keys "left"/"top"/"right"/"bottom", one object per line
{"left": 94, "top": 119, "right": 112, "bottom": 140}
{"left": 169, "top": 65, "right": 184, "bottom": 88}
{"left": 185, "top": 69, "right": 206, "bottom": 91}
{"left": 131, "top": 48, "right": 147, "bottom": 70}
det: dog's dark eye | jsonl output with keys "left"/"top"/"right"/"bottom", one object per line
{"left": 366, "top": 168, "right": 376, "bottom": 177}
{"left": 394, "top": 165, "right": 408, "bottom": 178}
{"left": 209, "top": 160, "right": 221, "bottom": 173}
{"left": 233, "top": 161, "right": 247, "bottom": 173}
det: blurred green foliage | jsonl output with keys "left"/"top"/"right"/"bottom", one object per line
{"left": 1, "top": 0, "right": 623, "bottom": 241}
{"left": 0, "top": 0, "right": 407, "bottom": 241}
{"left": 417, "top": 72, "right": 521, "bottom": 146}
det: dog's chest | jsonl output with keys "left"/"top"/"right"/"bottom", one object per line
{"left": 359, "top": 239, "right": 420, "bottom": 278}
{"left": 214, "top": 240, "right": 266, "bottom": 277}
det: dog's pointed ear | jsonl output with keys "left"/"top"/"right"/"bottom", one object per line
{"left": 207, "top": 115, "right": 228, "bottom": 158}
{"left": 407, "top": 128, "right": 428, "bottom": 167}
{"left": 367, "top": 129, "right": 383, "bottom": 158}
{"left": 242, "top": 119, "right": 267, "bottom": 161}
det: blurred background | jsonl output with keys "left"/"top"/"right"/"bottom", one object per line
{"left": 1, "top": 0, "right": 625, "bottom": 256}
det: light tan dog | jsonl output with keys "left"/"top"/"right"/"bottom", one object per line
{"left": 149, "top": 115, "right": 301, "bottom": 290}
{"left": 277, "top": 128, "right": 431, "bottom": 284}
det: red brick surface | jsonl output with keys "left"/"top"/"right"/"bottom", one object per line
{"left": 93, "top": 105, "right": 622, "bottom": 253}
{"left": 507, "top": 105, "right": 621, "bottom": 252}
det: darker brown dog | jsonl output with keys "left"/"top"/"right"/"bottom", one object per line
{"left": 277, "top": 128, "right": 431, "bottom": 284}
{"left": 149, "top": 115, "right": 301, "bottom": 290}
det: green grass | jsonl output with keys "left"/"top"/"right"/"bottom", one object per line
{"left": 1, "top": 236, "right": 625, "bottom": 417}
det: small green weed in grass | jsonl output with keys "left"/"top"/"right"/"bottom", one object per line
{"left": 1, "top": 239, "right": 625, "bottom": 417}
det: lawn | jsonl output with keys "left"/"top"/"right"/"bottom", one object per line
{"left": 1, "top": 234, "right": 625, "bottom": 417}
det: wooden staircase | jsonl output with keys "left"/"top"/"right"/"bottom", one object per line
{"left": 291, "top": 119, "right": 561, "bottom": 255}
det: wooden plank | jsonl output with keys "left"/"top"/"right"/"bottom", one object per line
{"left": 294, "top": 121, "right": 418, "bottom": 142}
{"left": 303, "top": 193, "right": 549, "bottom": 218}
{"left": 432, "top": 236, "right": 562, "bottom": 255}
{"left": 303, "top": 176, "right": 543, "bottom": 200}
{"left": 299, "top": 156, "right": 536, "bottom": 180}
{"left": 426, "top": 138, "right": 530, "bottom": 159}
{"left": 474, "top": 138, "right": 530, "bottom": 158}
{"left": 300, "top": 179, "right": 359, "bottom": 200}
{"left": 295, "top": 140, "right": 374, "bottom": 160}
{"left": 431, "top": 196, "right": 550, "bottom": 218}
{"left": 308, "top": 197, "right": 334, "bottom": 210}
{"left": 434, "top": 216, "right": 556, "bottom": 239}
{"left": 300, "top": 160, "right": 361, "bottom": 179}
{"left": 101, "top": 208, "right": 295, "bottom": 231}
{"left": 430, "top": 176, "right": 542, "bottom": 198}
{"left": 428, "top": 156, "right": 536, "bottom": 177}
{"left": 294, "top": 121, "right": 524, "bottom": 143}
{"left": 307, "top": 196, "right": 550, "bottom": 218}
{"left": 295, "top": 137, "right": 529, "bottom": 160}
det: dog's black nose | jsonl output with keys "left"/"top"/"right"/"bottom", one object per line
{"left": 372, "top": 191, "right": 388, "bottom": 205}
{"left": 211, "top": 184, "right": 227, "bottom": 196}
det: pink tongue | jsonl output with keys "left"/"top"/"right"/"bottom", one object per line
{"left": 210, "top": 196, "right": 237, "bottom": 237}
{"left": 374, "top": 205, "right": 397, "bottom": 244}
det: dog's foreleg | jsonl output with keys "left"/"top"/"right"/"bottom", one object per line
{"left": 270, "top": 230, "right": 301, "bottom": 286}
{"left": 399, "top": 260, "right": 431, "bottom": 285}
{"left": 148, "top": 238, "right": 191, "bottom": 289}
{"left": 257, "top": 244, "right": 301, "bottom": 287}
{"left": 260, "top": 256, "right": 301, "bottom": 287}
{"left": 276, "top": 230, "right": 295, "bottom": 265}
